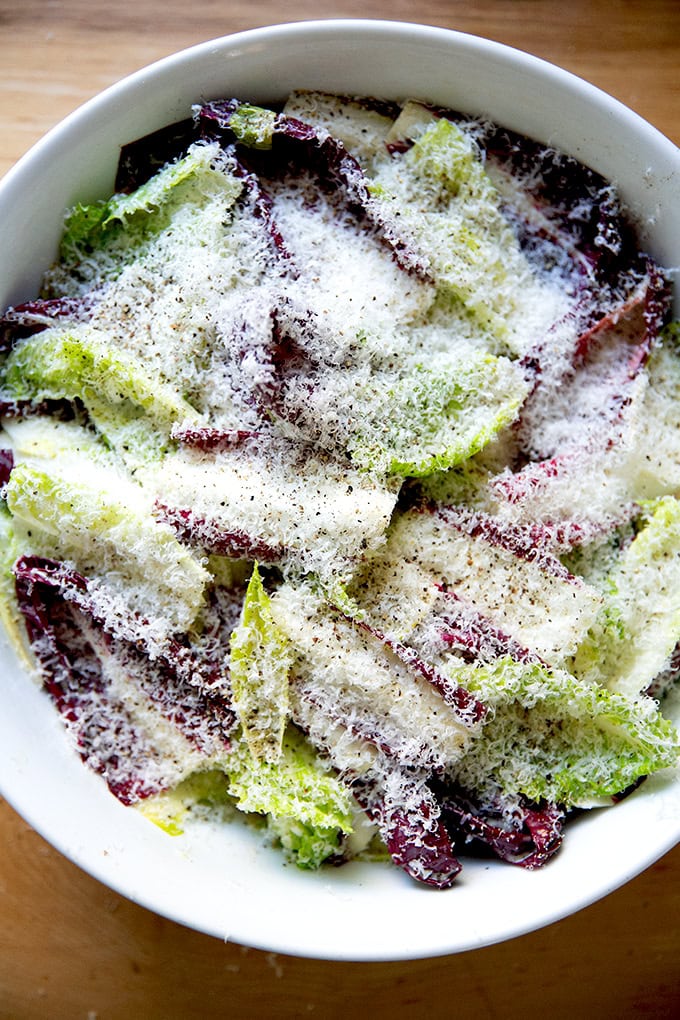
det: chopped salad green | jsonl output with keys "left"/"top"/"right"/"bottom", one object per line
{"left": 0, "top": 91, "right": 678, "bottom": 887}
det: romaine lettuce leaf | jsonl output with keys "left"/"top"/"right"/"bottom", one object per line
{"left": 229, "top": 563, "right": 292, "bottom": 762}
{"left": 453, "top": 656, "right": 679, "bottom": 806}
{"left": 283, "top": 351, "right": 528, "bottom": 478}
{"left": 2, "top": 327, "right": 199, "bottom": 431}
{"left": 350, "top": 354, "right": 528, "bottom": 476}
{"left": 0, "top": 504, "right": 34, "bottom": 667}
{"left": 573, "top": 496, "right": 680, "bottom": 697}
{"left": 58, "top": 143, "right": 242, "bottom": 268}
{"left": 369, "top": 116, "right": 537, "bottom": 342}
{"left": 225, "top": 727, "right": 355, "bottom": 868}
{"left": 139, "top": 740, "right": 355, "bottom": 870}
{"left": 226, "top": 104, "right": 277, "bottom": 150}
{"left": 5, "top": 463, "right": 209, "bottom": 632}
{"left": 137, "top": 771, "right": 236, "bottom": 836}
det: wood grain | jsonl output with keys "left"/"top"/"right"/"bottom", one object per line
{"left": 0, "top": 2, "right": 679, "bottom": 1016}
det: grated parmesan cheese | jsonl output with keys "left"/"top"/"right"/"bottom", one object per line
{"left": 0, "top": 90, "right": 678, "bottom": 884}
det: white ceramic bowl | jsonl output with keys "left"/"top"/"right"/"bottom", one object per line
{"left": 1, "top": 20, "right": 679, "bottom": 962}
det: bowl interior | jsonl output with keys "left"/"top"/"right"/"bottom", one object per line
{"left": 0, "top": 20, "right": 679, "bottom": 961}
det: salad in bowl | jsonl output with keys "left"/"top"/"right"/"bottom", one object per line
{"left": 0, "top": 21, "right": 678, "bottom": 959}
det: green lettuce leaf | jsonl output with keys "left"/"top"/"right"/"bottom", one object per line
{"left": 2, "top": 328, "right": 198, "bottom": 431}
{"left": 5, "top": 462, "right": 208, "bottom": 631}
{"left": 229, "top": 563, "right": 292, "bottom": 762}
{"left": 573, "top": 496, "right": 680, "bottom": 697}
{"left": 138, "top": 743, "right": 355, "bottom": 870}
{"left": 0, "top": 504, "right": 33, "bottom": 666}
{"left": 225, "top": 727, "right": 355, "bottom": 869}
{"left": 347, "top": 353, "right": 528, "bottom": 476}
{"left": 137, "top": 771, "right": 236, "bottom": 837}
{"left": 452, "top": 656, "right": 679, "bottom": 807}
{"left": 2, "top": 328, "right": 198, "bottom": 467}
{"left": 369, "top": 117, "right": 536, "bottom": 342}
{"left": 227, "top": 104, "right": 277, "bottom": 149}
{"left": 58, "top": 143, "right": 241, "bottom": 268}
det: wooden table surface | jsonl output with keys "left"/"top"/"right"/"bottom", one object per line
{"left": 1, "top": 2, "right": 679, "bottom": 1016}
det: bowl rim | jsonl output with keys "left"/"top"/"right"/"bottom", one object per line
{"left": 4, "top": 17, "right": 679, "bottom": 184}
{"left": 0, "top": 18, "right": 679, "bottom": 962}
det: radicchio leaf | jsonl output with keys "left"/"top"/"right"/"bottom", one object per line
{"left": 230, "top": 151, "right": 295, "bottom": 264}
{"left": 198, "top": 99, "right": 428, "bottom": 277}
{"left": 434, "top": 504, "right": 578, "bottom": 580}
{"left": 0, "top": 296, "right": 95, "bottom": 350}
{"left": 13, "top": 557, "right": 163, "bottom": 803}
{"left": 434, "top": 588, "right": 545, "bottom": 666}
{"left": 435, "top": 783, "right": 565, "bottom": 869}
{"left": 170, "top": 424, "right": 262, "bottom": 452}
{"left": 0, "top": 448, "right": 14, "bottom": 487}
{"left": 13, "top": 556, "right": 237, "bottom": 799}
{"left": 354, "top": 775, "right": 462, "bottom": 888}
{"left": 353, "top": 616, "right": 486, "bottom": 726}
{"left": 115, "top": 117, "right": 198, "bottom": 193}
{"left": 155, "top": 501, "right": 285, "bottom": 563}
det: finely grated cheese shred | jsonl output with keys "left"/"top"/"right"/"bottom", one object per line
{"left": 0, "top": 91, "right": 678, "bottom": 887}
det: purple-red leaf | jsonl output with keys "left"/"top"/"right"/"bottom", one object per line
{"left": 155, "top": 501, "right": 284, "bottom": 563}
{"left": 170, "top": 424, "right": 261, "bottom": 452}
{"left": 353, "top": 616, "right": 486, "bottom": 726}
{"left": 0, "top": 448, "right": 14, "bottom": 487}
{"left": 435, "top": 589, "right": 545, "bottom": 666}
{"left": 436, "top": 784, "right": 565, "bottom": 869}
{"left": 355, "top": 776, "right": 462, "bottom": 889}
{"left": 198, "top": 100, "right": 428, "bottom": 277}
{"left": 0, "top": 296, "right": 94, "bottom": 350}
{"left": 13, "top": 556, "right": 236, "bottom": 802}
{"left": 13, "top": 558, "right": 163, "bottom": 803}
{"left": 115, "top": 117, "right": 197, "bottom": 193}
{"left": 434, "top": 504, "right": 578, "bottom": 580}
{"left": 383, "top": 804, "right": 462, "bottom": 888}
